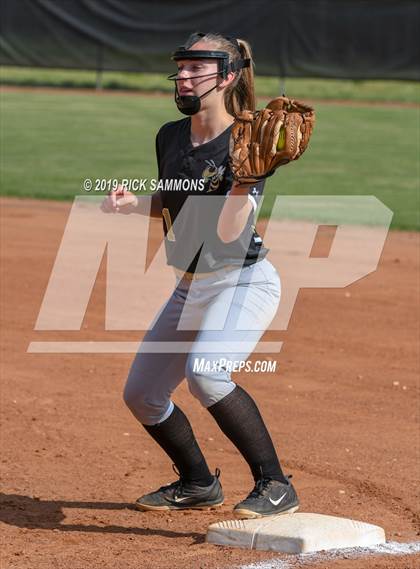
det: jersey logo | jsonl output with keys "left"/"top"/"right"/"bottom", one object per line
{"left": 202, "top": 159, "right": 226, "bottom": 193}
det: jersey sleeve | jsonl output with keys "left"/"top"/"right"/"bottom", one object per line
{"left": 152, "top": 129, "right": 165, "bottom": 211}
{"left": 155, "top": 130, "right": 162, "bottom": 180}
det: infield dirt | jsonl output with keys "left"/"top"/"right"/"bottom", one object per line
{"left": 1, "top": 198, "right": 419, "bottom": 568}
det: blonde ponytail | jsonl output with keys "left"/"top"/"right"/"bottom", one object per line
{"left": 225, "top": 39, "right": 255, "bottom": 116}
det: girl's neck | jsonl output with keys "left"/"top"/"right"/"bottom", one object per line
{"left": 190, "top": 105, "right": 234, "bottom": 147}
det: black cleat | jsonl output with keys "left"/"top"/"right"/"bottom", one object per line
{"left": 135, "top": 464, "right": 224, "bottom": 511}
{"left": 233, "top": 475, "right": 299, "bottom": 519}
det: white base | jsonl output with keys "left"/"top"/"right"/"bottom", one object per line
{"left": 206, "top": 513, "right": 386, "bottom": 554}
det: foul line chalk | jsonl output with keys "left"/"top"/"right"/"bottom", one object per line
{"left": 238, "top": 541, "right": 420, "bottom": 569}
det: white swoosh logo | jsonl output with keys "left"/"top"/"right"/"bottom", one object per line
{"left": 173, "top": 496, "right": 192, "bottom": 502}
{"left": 269, "top": 492, "right": 287, "bottom": 506}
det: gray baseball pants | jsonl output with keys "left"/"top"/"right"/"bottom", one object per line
{"left": 123, "top": 258, "right": 281, "bottom": 425}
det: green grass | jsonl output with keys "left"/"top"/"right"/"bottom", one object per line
{"left": 261, "top": 104, "right": 420, "bottom": 229}
{"left": 1, "top": 66, "right": 419, "bottom": 103}
{"left": 1, "top": 90, "right": 419, "bottom": 229}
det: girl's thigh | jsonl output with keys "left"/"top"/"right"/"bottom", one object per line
{"left": 190, "top": 259, "right": 281, "bottom": 363}
{"left": 126, "top": 283, "right": 198, "bottom": 396}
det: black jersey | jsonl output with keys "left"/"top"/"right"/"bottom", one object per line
{"left": 155, "top": 117, "right": 269, "bottom": 274}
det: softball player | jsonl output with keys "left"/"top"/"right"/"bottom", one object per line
{"left": 102, "top": 32, "right": 299, "bottom": 519}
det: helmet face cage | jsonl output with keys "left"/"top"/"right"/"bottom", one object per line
{"left": 168, "top": 32, "right": 250, "bottom": 82}
{"left": 167, "top": 32, "right": 251, "bottom": 116}
{"left": 168, "top": 50, "right": 231, "bottom": 81}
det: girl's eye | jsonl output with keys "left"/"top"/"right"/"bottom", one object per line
{"left": 176, "top": 64, "right": 203, "bottom": 74}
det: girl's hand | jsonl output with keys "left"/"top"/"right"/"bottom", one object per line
{"left": 100, "top": 185, "right": 139, "bottom": 214}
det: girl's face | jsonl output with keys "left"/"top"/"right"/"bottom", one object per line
{"left": 176, "top": 58, "right": 219, "bottom": 97}
{"left": 175, "top": 41, "right": 234, "bottom": 109}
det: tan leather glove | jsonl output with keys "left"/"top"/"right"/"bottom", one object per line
{"left": 229, "top": 96, "right": 315, "bottom": 185}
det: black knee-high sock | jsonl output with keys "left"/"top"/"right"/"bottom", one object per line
{"left": 142, "top": 404, "right": 214, "bottom": 486}
{"left": 207, "top": 385, "right": 288, "bottom": 484}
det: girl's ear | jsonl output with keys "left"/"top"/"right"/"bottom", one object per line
{"left": 219, "top": 71, "right": 236, "bottom": 89}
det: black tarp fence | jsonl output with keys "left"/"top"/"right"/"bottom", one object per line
{"left": 0, "top": 0, "right": 419, "bottom": 80}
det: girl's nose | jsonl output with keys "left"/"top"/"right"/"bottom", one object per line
{"left": 177, "top": 68, "right": 192, "bottom": 80}
{"left": 177, "top": 76, "right": 193, "bottom": 89}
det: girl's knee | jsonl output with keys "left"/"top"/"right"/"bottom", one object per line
{"left": 185, "top": 356, "right": 235, "bottom": 407}
{"left": 123, "top": 373, "right": 170, "bottom": 425}
{"left": 123, "top": 378, "right": 147, "bottom": 415}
